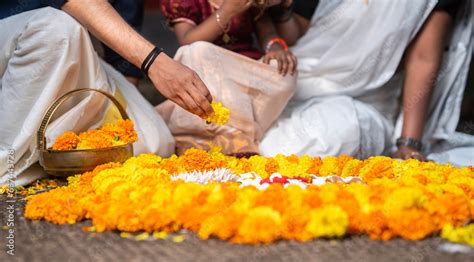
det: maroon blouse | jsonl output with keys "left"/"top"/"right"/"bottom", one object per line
{"left": 160, "top": 0, "right": 263, "bottom": 59}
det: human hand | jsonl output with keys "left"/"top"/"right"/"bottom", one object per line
{"left": 221, "top": 0, "right": 254, "bottom": 17}
{"left": 262, "top": 49, "right": 297, "bottom": 76}
{"left": 149, "top": 53, "right": 214, "bottom": 118}
{"left": 392, "top": 145, "right": 427, "bottom": 161}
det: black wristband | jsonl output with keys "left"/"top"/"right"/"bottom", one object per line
{"left": 396, "top": 137, "right": 422, "bottom": 151}
{"left": 141, "top": 47, "right": 164, "bottom": 78}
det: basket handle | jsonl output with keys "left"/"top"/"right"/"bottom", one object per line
{"left": 37, "top": 88, "right": 129, "bottom": 150}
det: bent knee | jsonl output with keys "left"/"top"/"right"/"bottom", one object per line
{"left": 32, "top": 7, "right": 83, "bottom": 46}
{"left": 188, "top": 41, "right": 217, "bottom": 52}
{"left": 184, "top": 41, "right": 226, "bottom": 60}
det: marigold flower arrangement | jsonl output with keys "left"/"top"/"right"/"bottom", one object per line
{"left": 206, "top": 102, "right": 230, "bottom": 125}
{"left": 24, "top": 148, "right": 474, "bottom": 246}
{"left": 51, "top": 119, "right": 138, "bottom": 150}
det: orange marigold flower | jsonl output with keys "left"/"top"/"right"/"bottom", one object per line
{"left": 265, "top": 158, "right": 280, "bottom": 175}
{"left": 52, "top": 131, "right": 80, "bottom": 150}
{"left": 307, "top": 157, "right": 323, "bottom": 175}
{"left": 387, "top": 208, "right": 437, "bottom": 240}
{"left": 77, "top": 130, "right": 114, "bottom": 149}
{"left": 22, "top": 148, "right": 474, "bottom": 246}
{"left": 51, "top": 120, "right": 138, "bottom": 150}
{"left": 179, "top": 148, "right": 227, "bottom": 172}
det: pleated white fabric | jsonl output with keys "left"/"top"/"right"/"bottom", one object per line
{"left": 260, "top": 0, "right": 474, "bottom": 166}
{"left": 0, "top": 8, "right": 175, "bottom": 186}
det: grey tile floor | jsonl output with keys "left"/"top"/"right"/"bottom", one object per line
{"left": 1, "top": 195, "right": 473, "bottom": 262}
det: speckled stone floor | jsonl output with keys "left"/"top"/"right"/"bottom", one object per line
{"left": 1, "top": 194, "right": 473, "bottom": 262}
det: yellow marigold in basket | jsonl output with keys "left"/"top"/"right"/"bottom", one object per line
{"left": 51, "top": 119, "right": 138, "bottom": 150}
{"left": 206, "top": 102, "right": 230, "bottom": 125}
{"left": 102, "top": 119, "right": 138, "bottom": 145}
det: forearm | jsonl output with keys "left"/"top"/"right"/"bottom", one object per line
{"left": 255, "top": 14, "right": 280, "bottom": 49}
{"left": 402, "top": 60, "right": 440, "bottom": 140}
{"left": 60, "top": 0, "right": 213, "bottom": 117}
{"left": 401, "top": 11, "right": 452, "bottom": 140}
{"left": 274, "top": 15, "right": 305, "bottom": 46}
{"left": 62, "top": 0, "right": 153, "bottom": 68}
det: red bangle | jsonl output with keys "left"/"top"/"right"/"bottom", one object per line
{"left": 265, "top": 37, "right": 289, "bottom": 53}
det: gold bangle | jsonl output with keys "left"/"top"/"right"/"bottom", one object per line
{"left": 215, "top": 11, "right": 231, "bottom": 33}
{"left": 255, "top": 0, "right": 266, "bottom": 7}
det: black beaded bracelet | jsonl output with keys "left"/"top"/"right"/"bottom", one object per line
{"left": 396, "top": 137, "right": 423, "bottom": 151}
{"left": 141, "top": 47, "right": 164, "bottom": 78}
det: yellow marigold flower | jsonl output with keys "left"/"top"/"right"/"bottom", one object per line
{"left": 120, "top": 232, "right": 130, "bottom": 238}
{"left": 305, "top": 205, "right": 348, "bottom": 238}
{"left": 383, "top": 187, "right": 427, "bottom": 215}
{"left": 172, "top": 235, "right": 185, "bottom": 243}
{"left": 135, "top": 232, "right": 150, "bottom": 241}
{"left": 248, "top": 155, "right": 270, "bottom": 178}
{"left": 234, "top": 206, "right": 282, "bottom": 244}
{"left": 206, "top": 101, "right": 230, "bottom": 125}
{"left": 341, "top": 159, "right": 363, "bottom": 178}
{"left": 358, "top": 156, "right": 394, "bottom": 182}
{"left": 153, "top": 231, "right": 168, "bottom": 240}
{"left": 441, "top": 224, "right": 474, "bottom": 246}
{"left": 274, "top": 154, "right": 312, "bottom": 178}
{"left": 22, "top": 148, "right": 474, "bottom": 246}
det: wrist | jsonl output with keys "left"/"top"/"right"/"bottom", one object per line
{"left": 396, "top": 137, "right": 422, "bottom": 151}
{"left": 267, "top": 42, "right": 284, "bottom": 52}
{"left": 265, "top": 37, "right": 288, "bottom": 53}
{"left": 145, "top": 49, "right": 167, "bottom": 78}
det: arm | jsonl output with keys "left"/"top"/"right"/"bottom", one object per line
{"left": 393, "top": 11, "right": 453, "bottom": 160}
{"left": 172, "top": 0, "right": 252, "bottom": 46}
{"left": 267, "top": 1, "right": 312, "bottom": 46}
{"left": 255, "top": 13, "right": 297, "bottom": 76}
{"left": 61, "top": 0, "right": 213, "bottom": 118}
{"left": 103, "top": 0, "right": 145, "bottom": 86}
{"left": 274, "top": 14, "right": 310, "bottom": 46}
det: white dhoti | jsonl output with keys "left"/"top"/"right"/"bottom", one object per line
{"left": 0, "top": 7, "right": 175, "bottom": 186}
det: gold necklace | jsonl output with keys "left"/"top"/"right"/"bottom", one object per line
{"left": 215, "top": 11, "right": 232, "bottom": 44}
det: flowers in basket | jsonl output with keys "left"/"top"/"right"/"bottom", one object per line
{"left": 51, "top": 119, "right": 138, "bottom": 150}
